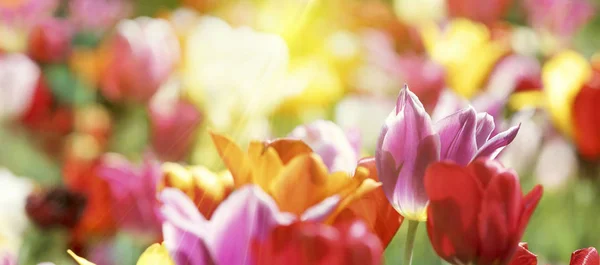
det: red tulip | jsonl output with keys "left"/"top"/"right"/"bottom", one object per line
{"left": 508, "top": 243, "right": 537, "bottom": 265}
{"left": 570, "top": 247, "right": 599, "bottom": 265}
{"left": 425, "top": 159, "right": 543, "bottom": 265}
{"left": 572, "top": 68, "right": 600, "bottom": 160}
{"left": 253, "top": 220, "right": 383, "bottom": 265}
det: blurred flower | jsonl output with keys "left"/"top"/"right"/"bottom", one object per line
{"left": 210, "top": 132, "right": 379, "bottom": 218}
{"left": 62, "top": 142, "right": 116, "bottom": 241}
{"left": 97, "top": 153, "right": 162, "bottom": 236}
{"left": 68, "top": 0, "right": 132, "bottom": 32}
{"left": 101, "top": 17, "right": 180, "bottom": 103}
{"left": 542, "top": 50, "right": 591, "bottom": 137}
{"left": 149, "top": 87, "right": 202, "bottom": 161}
{"left": 422, "top": 19, "right": 509, "bottom": 98}
{"left": 160, "top": 163, "right": 233, "bottom": 219}
{"left": 160, "top": 185, "right": 296, "bottom": 265}
{"left": 508, "top": 243, "right": 537, "bottom": 265}
{"left": 486, "top": 55, "right": 542, "bottom": 98}
{"left": 0, "top": 252, "right": 16, "bottom": 265}
{"left": 333, "top": 158, "right": 403, "bottom": 247}
{"left": 253, "top": 220, "right": 382, "bottom": 265}
{"left": 68, "top": 243, "right": 174, "bottom": 265}
{"left": 0, "top": 168, "right": 34, "bottom": 256}
{"left": 183, "top": 16, "right": 289, "bottom": 133}
{"left": 0, "top": 53, "right": 40, "bottom": 121}
{"left": 25, "top": 187, "right": 86, "bottom": 229}
{"left": 0, "top": 0, "right": 57, "bottom": 25}
{"left": 523, "top": 0, "right": 594, "bottom": 53}
{"left": 572, "top": 67, "right": 600, "bottom": 160}
{"left": 288, "top": 120, "right": 359, "bottom": 174}
{"left": 393, "top": 0, "right": 446, "bottom": 25}
{"left": 499, "top": 111, "right": 545, "bottom": 175}
{"left": 425, "top": 159, "right": 543, "bottom": 265}
{"left": 534, "top": 135, "right": 577, "bottom": 190}
{"left": 335, "top": 95, "right": 396, "bottom": 151}
{"left": 376, "top": 86, "right": 519, "bottom": 221}
{"left": 446, "top": 0, "right": 513, "bottom": 25}
{"left": 27, "top": 18, "right": 73, "bottom": 63}
{"left": 360, "top": 30, "right": 446, "bottom": 111}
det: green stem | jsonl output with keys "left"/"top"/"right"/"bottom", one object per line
{"left": 404, "top": 220, "right": 419, "bottom": 265}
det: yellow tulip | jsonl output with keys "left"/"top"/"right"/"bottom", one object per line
{"left": 542, "top": 50, "right": 592, "bottom": 137}
{"left": 422, "top": 18, "right": 508, "bottom": 98}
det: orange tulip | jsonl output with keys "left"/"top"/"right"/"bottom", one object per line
{"left": 209, "top": 132, "right": 380, "bottom": 219}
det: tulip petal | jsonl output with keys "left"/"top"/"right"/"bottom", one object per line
{"left": 265, "top": 138, "right": 313, "bottom": 164}
{"left": 425, "top": 162, "right": 483, "bottom": 263}
{"left": 477, "top": 169, "right": 522, "bottom": 265}
{"left": 516, "top": 185, "right": 543, "bottom": 239}
{"left": 435, "top": 107, "right": 478, "bottom": 165}
{"left": 210, "top": 132, "right": 253, "bottom": 187}
{"left": 473, "top": 124, "right": 520, "bottom": 160}
{"left": 508, "top": 243, "right": 537, "bottom": 265}
{"left": 475, "top": 113, "right": 495, "bottom": 148}
{"left": 208, "top": 185, "right": 294, "bottom": 265}
{"left": 377, "top": 86, "right": 439, "bottom": 221}
{"left": 570, "top": 247, "right": 599, "bottom": 265}
{"left": 301, "top": 195, "right": 342, "bottom": 222}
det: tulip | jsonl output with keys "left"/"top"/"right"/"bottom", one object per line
{"left": 253, "top": 220, "right": 383, "bottom": 265}
{"left": 97, "top": 153, "right": 163, "bottom": 236}
{"left": 0, "top": 53, "right": 40, "bottom": 121}
{"left": 159, "top": 162, "right": 233, "bottom": 219}
{"left": 210, "top": 132, "right": 379, "bottom": 219}
{"left": 572, "top": 67, "right": 600, "bottom": 160}
{"left": 570, "top": 247, "right": 599, "bottom": 265}
{"left": 509, "top": 246, "right": 599, "bottom": 265}
{"left": 160, "top": 185, "right": 342, "bottom": 265}
{"left": 288, "top": 120, "right": 359, "bottom": 174}
{"left": 27, "top": 18, "right": 73, "bottom": 63}
{"left": 68, "top": 0, "right": 131, "bottom": 32}
{"left": 101, "top": 17, "right": 180, "bottom": 103}
{"left": 376, "top": 85, "right": 520, "bottom": 222}
{"left": 446, "top": 0, "right": 513, "bottom": 25}
{"left": 0, "top": 0, "right": 57, "bottom": 25}
{"left": 149, "top": 99, "right": 202, "bottom": 161}
{"left": 332, "top": 157, "right": 403, "bottom": 247}
{"left": 25, "top": 187, "right": 86, "bottom": 229}
{"left": 425, "top": 159, "right": 543, "bottom": 265}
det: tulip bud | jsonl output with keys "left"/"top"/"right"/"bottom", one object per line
{"left": 26, "top": 187, "right": 86, "bottom": 229}
{"left": 28, "top": 18, "right": 73, "bottom": 63}
{"left": 0, "top": 53, "right": 40, "bottom": 121}
{"left": 149, "top": 100, "right": 202, "bottom": 162}
{"left": 101, "top": 17, "right": 180, "bottom": 103}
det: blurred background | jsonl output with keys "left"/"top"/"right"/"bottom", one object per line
{"left": 1, "top": 0, "right": 600, "bottom": 264}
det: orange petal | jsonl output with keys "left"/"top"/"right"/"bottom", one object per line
{"left": 270, "top": 154, "right": 334, "bottom": 214}
{"left": 210, "top": 131, "right": 253, "bottom": 187}
{"left": 265, "top": 138, "right": 313, "bottom": 164}
{"left": 250, "top": 146, "right": 284, "bottom": 191}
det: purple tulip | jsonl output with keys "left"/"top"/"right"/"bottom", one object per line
{"left": 160, "top": 185, "right": 340, "bottom": 265}
{"left": 376, "top": 85, "right": 520, "bottom": 221}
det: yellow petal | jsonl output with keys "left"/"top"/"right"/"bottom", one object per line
{"left": 324, "top": 178, "right": 381, "bottom": 224}
{"left": 161, "top": 162, "right": 196, "bottom": 197}
{"left": 68, "top": 250, "right": 96, "bottom": 265}
{"left": 265, "top": 138, "right": 313, "bottom": 164}
{"left": 543, "top": 50, "right": 592, "bottom": 137}
{"left": 210, "top": 131, "right": 253, "bottom": 187}
{"left": 250, "top": 146, "right": 285, "bottom": 191}
{"left": 136, "top": 243, "right": 175, "bottom": 265}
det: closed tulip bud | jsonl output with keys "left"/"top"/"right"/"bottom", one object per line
{"left": 28, "top": 18, "right": 73, "bottom": 63}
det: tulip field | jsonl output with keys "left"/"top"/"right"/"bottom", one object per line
{"left": 1, "top": 0, "right": 600, "bottom": 264}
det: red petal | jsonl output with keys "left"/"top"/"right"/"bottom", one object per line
{"left": 572, "top": 76, "right": 600, "bottom": 160}
{"left": 570, "top": 247, "right": 599, "bottom": 265}
{"left": 508, "top": 243, "right": 537, "bottom": 265}
{"left": 517, "top": 185, "right": 543, "bottom": 240}
{"left": 477, "top": 167, "right": 523, "bottom": 265}
{"left": 425, "top": 161, "right": 483, "bottom": 263}
{"left": 467, "top": 159, "right": 508, "bottom": 188}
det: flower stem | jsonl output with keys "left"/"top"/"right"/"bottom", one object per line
{"left": 403, "top": 220, "right": 419, "bottom": 265}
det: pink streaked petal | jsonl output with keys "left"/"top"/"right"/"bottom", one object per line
{"left": 434, "top": 107, "right": 478, "bottom": 166}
